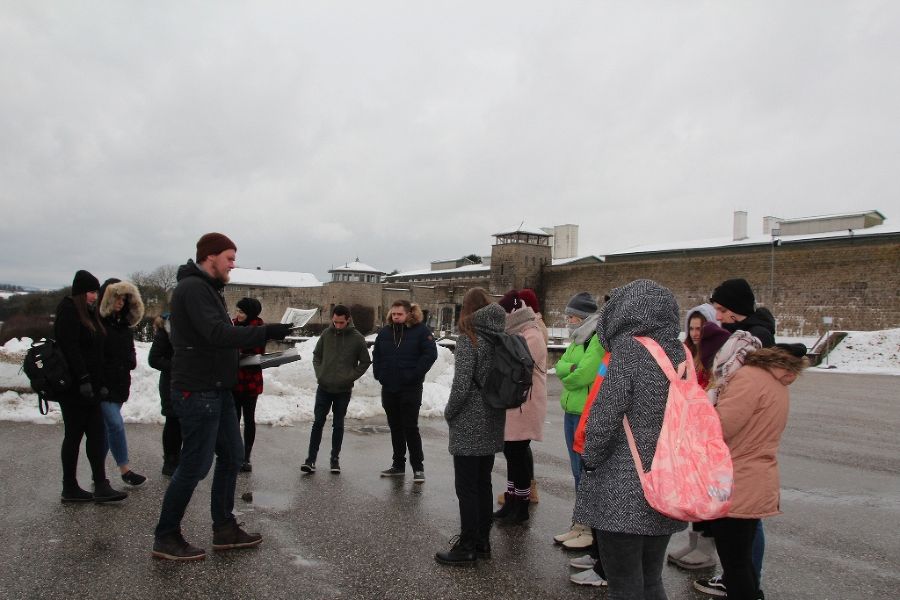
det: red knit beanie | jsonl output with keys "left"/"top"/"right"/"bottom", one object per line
{"left": 518, "top": 289, "right": 540, "bottom": 313}
{"left": 196, "top": 232, "right": 237, "bottom": 262}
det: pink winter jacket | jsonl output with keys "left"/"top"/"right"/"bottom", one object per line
{"left": 504, "top": 307, "right": 548, "bottom": 441}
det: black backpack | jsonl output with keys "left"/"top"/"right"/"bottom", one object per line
{"left": 22, "top": 338, "right": 72, "bottom": 415}
{"left": 475, "top": 331, "right": 535, "bottom": 410}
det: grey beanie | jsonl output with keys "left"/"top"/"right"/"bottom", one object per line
{"left": 565, "top": 291, "right": 598, "bottom": 318}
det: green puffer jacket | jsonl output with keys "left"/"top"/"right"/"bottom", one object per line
{"left": 556, "top": 332, "right": 606, "bottom": 415}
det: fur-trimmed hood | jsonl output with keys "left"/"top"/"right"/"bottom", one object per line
{"left": 744, "top": 347, "right": 806, "bottom": 376}
{"left": 399, "top": 303, "right": 424, "bottom": 327}
{"left": 99, "top": 280, "right": 145, "bottom": 326}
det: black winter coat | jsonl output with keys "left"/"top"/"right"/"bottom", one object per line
{"left": 148, "top": 326, "right": 173, "bottom": 415}
{"left": 169, "top": 260, "right": 268, "bottom": 391}
{"left": 53, "top": 296, "right": 104, "bottom": 402}
{"left": 372, "top": 317, "right": 438, "bottom": 392}
{"left": 724, "top": 307, "right": 776, "bottom": 348}
{"left": 100, "top": 316, "right": 137, "bottom": 403}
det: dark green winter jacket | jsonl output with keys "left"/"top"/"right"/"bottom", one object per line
{"left": 313, "top": 324, "right": 372, "bottom": 393}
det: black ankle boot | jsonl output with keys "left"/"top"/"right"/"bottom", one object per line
{"left": 497, "top": 496, "right": 530, "bottom": 525}
{"left": 435, "top": 535, "right": 477, "bottom": 566}
{"left": 61, "top": 483, "right": 93, "bottom": 503}
{"left": 93, "top": 479, "right": 128, "bottom": 503}
{"left": 493, "top": 492, "right": 514, "bottom": 519}
{"left": 476, "top": 530, "right": 492, "bottom": 560}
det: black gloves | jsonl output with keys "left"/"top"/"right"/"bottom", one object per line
{"left": 78, "top": 379, "right": 93, "bottom": 399}
{"left": 264, "top": 323, "right": 292, "bottom": 341}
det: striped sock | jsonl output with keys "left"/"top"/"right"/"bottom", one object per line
{"left": 514, "top": 486, "right": 531, "bottom": 499}
{"left": 506, "top": 481, "right": 514, "bottom": 494}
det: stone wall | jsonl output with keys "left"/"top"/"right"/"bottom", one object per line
{"left": 226, "top": 234, "right": 900, "bottom": 338}
{"left": 542, "top": 235, "right": 900, "bottom": 336}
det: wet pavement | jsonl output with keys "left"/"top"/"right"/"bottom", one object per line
{"left": 1, "top": 372, "right": 898, "bottom": 599}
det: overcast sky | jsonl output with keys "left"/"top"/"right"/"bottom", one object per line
{"left": 2, "top": 1, "right": 898, "bottom": 289}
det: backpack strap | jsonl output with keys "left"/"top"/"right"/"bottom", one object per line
{"left": 633, "top": 336, "right": 697, "bottom": 384}
{"left": 623, "top": 415, "right": 650, "bottom": 478}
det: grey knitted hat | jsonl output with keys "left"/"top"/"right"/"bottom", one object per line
{"left": 565, "top": 292, "right": 598, "bottom": 318}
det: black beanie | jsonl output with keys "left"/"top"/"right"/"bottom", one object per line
{"left": 710, "top": 278, "right": 755, "bottom": 317}
{"left": 565, "top": 291, "right": 598, "bottom": 318}
{"left": 236, "top": 297, "right": 262, "bottom": 320}
{"left": 72, "top": 270, "right": 100, "bottom": 296}
{"left": 196, "top": 232, "right": 237, "bottom": 262}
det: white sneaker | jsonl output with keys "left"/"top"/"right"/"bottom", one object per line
{"left": 568, "top": 554, "right": 597, "bottom": 570}
{"left": 553, "top": 525, "right": 580, "bottom": 544}
{"left": 570, "top": 568, "right": 607, "bottom": 587}
{"left": 562, "top": 530, "right": 594, "bottom": 550}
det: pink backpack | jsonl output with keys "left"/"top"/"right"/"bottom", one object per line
{"left": 623, "top": 336, "right": 733, "bottom": 522}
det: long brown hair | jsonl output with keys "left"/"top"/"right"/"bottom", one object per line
{"left": 72, "top": 293, "right": 105, "bottom": 335}
{"left": 457, "top": 287, "right": 492, "bottom": 345}
{"left": 684, "top": 311, "right": 707, "bottom": 369}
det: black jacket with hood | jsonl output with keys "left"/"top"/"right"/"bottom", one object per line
{"left": 372, "top": 304, "right": 438, "bottom": 392}
{"left": 169, "top": 260, "right": 268, "bottom": 391}
{"left": 724, "top": 307, "right": 776, "bottom": 348}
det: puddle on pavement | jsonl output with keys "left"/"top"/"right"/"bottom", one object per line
{"left": 350, "top": 425, "right": 391, "bottom": 435}
{"left": 239, "top": 490, "right": 294, "bottom": 511}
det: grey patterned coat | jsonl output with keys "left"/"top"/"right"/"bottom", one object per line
{"left": 574, "top": 279, "right": 688, "bottom": 536}
{"left": 444, "top": 303, "right": 507, "bottom": 456}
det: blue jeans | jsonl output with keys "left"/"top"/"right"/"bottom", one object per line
{"left": 596, "top": 530, "right": 671, "bottom": 600}
{"left": 154, "top": 389, "right": 244, "bottom": 537}
{"left": 563, "top": 412, "right": 582, "bottom": 488}
{"left": 753, "top": 519, "right": 765, "bottom": 582}
{"left": 99, "top": 401, "right": 129, "bottom": 467}
{"left": 306, "top": 387, "right": 352, "bottom": 462}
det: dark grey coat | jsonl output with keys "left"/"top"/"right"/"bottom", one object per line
{"left": 444, "top": 303, "right": 507, "bottom": 456}
{"left": 574, "top": 279, "right": 688, "bottom": 536}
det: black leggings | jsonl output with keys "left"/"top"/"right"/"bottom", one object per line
{"left": 710, "top": 517, "right": 761, "bottom": 600}
{"left": 162, "top": 414, "right": 182, "bottom": 457}
{"left": 59, "top": 400, "right": 107, "bottom": 486}
{"left": 502, "top": 440, "right": 532, "bottom": 492}
{"left": 234, "top": 392, "right": 258, "bottom": 461}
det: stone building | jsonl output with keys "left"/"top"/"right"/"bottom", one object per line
{"left": 226, "top": 211, "right": 900, "bottom": 337}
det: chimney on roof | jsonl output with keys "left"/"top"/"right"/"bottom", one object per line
{"left": 733, "top": 210, "right": 748, "bottom": 241}
{"left": 763, "top": 215, "right": 782, "bottom": 235}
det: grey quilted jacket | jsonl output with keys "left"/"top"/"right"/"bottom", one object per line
{"left": 573, "top": 279, "right": 688, "bottom": 536}
{"left": 444, "top": 303, "right": 507, "bottom": 456}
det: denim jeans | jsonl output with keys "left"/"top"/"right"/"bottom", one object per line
{"left": 381, "top": 386, "right": 424, "bottom": 471}
{"left": 307, "top": 387, "right": 352, "bottom": 462}
{"left": 155, "top": 389, "right": 244, "bottom": 537}
{"left": 595, "top": 530, "right": 671, "bottom": 600}
{"left": 753, "top": 519, "right": 765, "bottom": 582}
{"left": 99, "top": 400, "right": 129, "bottom": 467}
{"left": 563, "top": 412, "right": 582, "bottom": 488}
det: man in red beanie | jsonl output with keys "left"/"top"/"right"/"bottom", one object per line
{"left": 152, "top": 233, "right": 292, "bottom": 561}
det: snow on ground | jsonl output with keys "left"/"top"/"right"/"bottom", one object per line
{"left": 1, "top": 329, "right": 898, "bottom": 425}
{"left": 0, "top": 337, "right": 455, "bottom": 426}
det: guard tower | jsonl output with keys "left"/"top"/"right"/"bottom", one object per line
{"left": 490, "top": 226, "right": 552, "bottom": 293}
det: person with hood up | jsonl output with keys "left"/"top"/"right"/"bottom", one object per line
{"left": 53, "top": 270, "right": 128, "bottom": 503}
{"left": 435, "top": 288, "right": 507, "bottom": 566}
{"left": 574, "top": 279, "right": 688, "bottom": 598}
{"left": 149, "top": 313, "right": 180, "bottom": 476}
{"left": 492, "top": 290, "right": 547, "bottom": 526}
{"left": 98, "top": 278, "right": 147, "bottom": 487}
{"left": 710, "top": 279, "right": 775, "bottom": 348}
{"left": 152, "top": 232, "right": 292, "bottom": 561}
{"left": 683, "top": 303, "right": 719, "bottom": 389}
{"left": 696, "top": 344, "right": 806, "bottom": 600}
{"left": 372, "top": 299, "right": 438, "bottom": 482}
{"left": 553, "top": 291, "right": 606, "bottom": 550}
{"left": 301, "top": 304, "right": 372, "bottom": 474}
{"left": 232, "top": 296, "right": 265, "bottom": 473}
